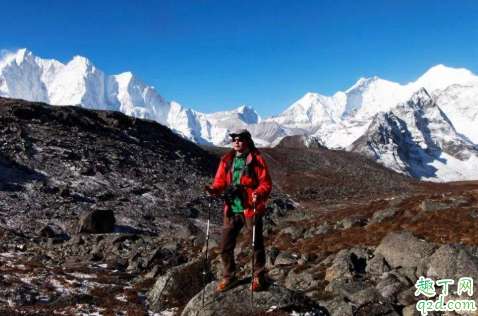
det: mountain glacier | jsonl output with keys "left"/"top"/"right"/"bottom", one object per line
{"left": 0, "top": 49, "right": 261, "bottom": 145}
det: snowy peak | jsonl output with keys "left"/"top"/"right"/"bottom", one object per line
{"left": 345, "top": 76, "right": 381, "bottom": 93}
{"left": 407, "top": 87, "right": 432, "bottom": 107}
{"left": 69, "top": 55, "right": 96, "bottom": 73}
{"left": 0, "top": 48, "right": 264, "bottom": 147}
{"left": 236, "top": 105, "right": 262, "bottom": 124}
{"left": 350, "top": 90, "right": 478, "bottom": 181}
{"left": 412, "top": 64, "right": 478, "bottom": 92}
{"left": 267, "top": 91, "right": 345, "bottom": 128}
{"left": 14, "top": 48, "right": 35, "bottom": 66}
{"left": 205, "top": 104, "right": 261, "bottom": 128}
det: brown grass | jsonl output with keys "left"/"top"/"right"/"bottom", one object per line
{"left": 267, "top": 190, "right": 478, "bottom": 261}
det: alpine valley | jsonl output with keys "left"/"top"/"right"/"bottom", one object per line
{"left": 1, "top": 48, "right": 478, "bottom": 181}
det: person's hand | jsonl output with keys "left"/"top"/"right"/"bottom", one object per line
{"left": 252, "top": 192, "right": 259, "bottom": 202}
{"left": 204, "top": 185, "right": 215, "bottom": 196}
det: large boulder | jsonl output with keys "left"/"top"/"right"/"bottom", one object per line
{"left": 426, "top": 243, "right": 478, "bottom": 281}
{"left": 325, "top": 248, "right": 367, "bottom": 282}
{"left": 426, "top": 243, "right": 478, "bottom": 305}
{"left": 375, "top": 231, "right": 437, "bottom": 269}
{"left": 79, "top": 209, "right": 115, "bottom": 233}
{"left": 147, "top": 259, "right": 213, "bottom": 312}
{"left": 180, "top": 280, "right": 321, "bottom": 316}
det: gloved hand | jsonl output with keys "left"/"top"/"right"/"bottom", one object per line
{"left": 252, "top": 191, "right": 259, "bottom": 202}
{"left": 204, "top": 185, "right": 216, "bottom": 196}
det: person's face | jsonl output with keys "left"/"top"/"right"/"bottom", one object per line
{"left": 232, "top": 136, "right": 249, "bottom": 153}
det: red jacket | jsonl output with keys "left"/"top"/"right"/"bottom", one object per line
{"left": 211, "top": 148, "right": 272, "bottom": 218}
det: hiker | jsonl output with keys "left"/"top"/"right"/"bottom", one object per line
{"left": 205, "top": 129, "right": 272, "bottom": 292}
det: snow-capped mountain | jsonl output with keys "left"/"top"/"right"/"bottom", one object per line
{"left": 266, "top": 92, "right": 346, "bottom": 130}
{"left": 0, "top": 49, "right": 261, "bottom": 145}
{"left": 349, "top": 89, "right": 478, "bottom": 182}
{"left": 431, "top": 81, "right": 478, "bottom": 145}
{"left": 2, "top": 48, "right": 478, "bottom": 181}
{"left": 269, "top": 65, "right": 478, "bottom": 149}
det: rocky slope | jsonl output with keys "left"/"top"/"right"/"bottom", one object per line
{"left": 2, "top": 97, "right": 478, "bottom": 316}
{"left": 0, "top": 96, "right": 220, "bottom": 236}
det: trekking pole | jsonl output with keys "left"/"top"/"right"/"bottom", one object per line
{"left": 251, "top": 201, "right": 256, "bottom": 311}
{"left": 202, "top": 195, "right": 211, "bottom": 308}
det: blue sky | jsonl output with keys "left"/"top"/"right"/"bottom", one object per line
{"left": 1, "top": 0, "right": 477, "bottom": 117}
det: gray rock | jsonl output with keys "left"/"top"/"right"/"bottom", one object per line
{"left": 148, "top": 259, "right": 213, "bottom": 312}
{"left": 365, "top": 254, "right": 391, "bottom": 278}
{"left": 370, "top": 208, "right": 398, "bottom": 223}
{"left": 376, "top": 274, "right": 407, "bottom": 302}
{"left": 349, "top": 287, "right": 385, "bottom": 308}
{"left": 65, "top": 235, "right": 85, "bottom": 246}
{"left": 279, "top": 226, "right": 306, "bottom": 240}
{"left": 426, "top": 243, "right": 478, "bottom": 301}
{"left": 146, "top": 247, "right": 179, "bottom": 268}
{"left": 265, "top": 246, "right": 280, "bottom": 270}
{"left": 397, "top": 287, "right": 419, "bottom": 306}
{"left": 450, "top": 195, "right": 471, "bottom": 207}
{"left": 59, "top": 185, "right": 70, "bottom": 198}
{"left": 393, "top": 267, "right": 418, "bottom": 284}
{"left": 274, "top": 252, "right": 298, "bottom": 267}
{"left": 402, "top": 304, "right": 442, "bottom": 316}
{"left": 421, "top": 200, "right": 449, "bottom": 211}
{"left": 375, "top": 231, "right": 437, "bottom": 269}
{"left": 50, "top": 294, "right": 94, "bottom": 307}
{"left": 402, "top": 304, "right": 421, "bottom": 316}
{"left": 79, "top": 209, "right": 115, "bottom": 234}
{"left": 180, "top": 281, "right": 319, "bottom": 316}
{"left": 325, "top": 279, "right": 372, "bottom": 298}
{"left": 321, "top": 297, "right": 354, "bottom": 316}
{"left": 389, "top": 196, "right": 406, "bottom": 207}
{"left": 175, "top": 222, "right": 204, "bottom": 240}
{"left": 162, "top": 241, "right": 180, "bottom": 251}
{"left": 145, "top": 265, "right": 161, "bottom": 279}
{"left": 355, "top": 302, "right": 399, "bottom": 316}
{"left": 202, "top": 238, "right": 220, "bottom": 252}
{"left": 304, "top": 226, "right": 318, "bottom": 238}
{"left": 338, "top": 216, "right": 367, "bottom": 229}
{"left": 325, "top": 248, "right": 367, "bottom": 282}
{"left": 317, "top": 221, "right": 332, "bottom": 234}
{"left": 36, "top": 225, "right": 55, "bottom": 238}
{"left": 285, "top": 270, "right": 319, "bottom": 292}
{"left": 350, "top": 287, "right": 399, "bottom": 315}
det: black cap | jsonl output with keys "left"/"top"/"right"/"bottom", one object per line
{"left": 228, "top": 129, "right": 252, "bottom": 139}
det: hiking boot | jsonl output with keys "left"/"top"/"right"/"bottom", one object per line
{"left": 249, "top": 277, "right": 263, "bottom": 291}
{"left": 216, "top": 277, "right": 239, "bottom": 292}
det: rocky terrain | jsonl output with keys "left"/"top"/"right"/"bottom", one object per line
{"left": 1, "top": 97, "right": 478, "bottom": 315}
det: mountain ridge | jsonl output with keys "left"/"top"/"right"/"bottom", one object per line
{"left": 2, "top": 48, "right": 478, "bottom": 181}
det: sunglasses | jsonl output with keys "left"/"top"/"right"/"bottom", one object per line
{"left": 232, "top": 136, "right": 246, "bottom": 143}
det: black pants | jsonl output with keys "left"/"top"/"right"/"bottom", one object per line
{"left": 220, "top": 212, "right": 265, "bottom": 280}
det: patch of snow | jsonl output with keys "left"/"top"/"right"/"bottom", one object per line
{"left": 148, "top": 308, "right": 178, "bottom": 316}
{"left": 68, "top": 272, "right": 97, "bottom": 279}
